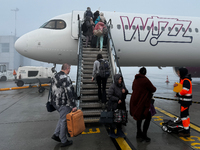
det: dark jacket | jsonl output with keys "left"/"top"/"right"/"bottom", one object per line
{"left": 84, "top": 16, "right": 94, "bottom": 36}
{"left": 130, "top": 74, "right": 156, "bottom": 120}
{"left": 107, "top": 74, "right": 128, "bottom": 111}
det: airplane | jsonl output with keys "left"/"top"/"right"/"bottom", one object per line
{"left": 14, "top": 11, "right": 200, "bottom": 77}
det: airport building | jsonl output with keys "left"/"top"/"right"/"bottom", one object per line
{"left": 0, "top": 35, "right": 52, "bottom": 71}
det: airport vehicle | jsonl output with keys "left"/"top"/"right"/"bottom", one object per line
{"left": 0, "top": 64, "right": 8, "bottom": 81}
{"left": 15, "top": 11, "right": 200, "bottom": 72}
{"left": 15, "top": 66, "right": 54, "bottom": 92}
{"left": 162, "top": 117, "right": 184, "bottom": 134}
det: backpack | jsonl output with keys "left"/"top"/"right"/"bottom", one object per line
{"left": 98, "top": 59, "right": 110, "bottom": 78}
{"left": 85, "top": 10, "right": 93, "bottom": 18}
{"left": 82, "top": 22, "right": 88, "bottom": 34}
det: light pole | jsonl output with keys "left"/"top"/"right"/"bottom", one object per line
{"left": 11, "top": 8, "right": 19, "bottom": 38}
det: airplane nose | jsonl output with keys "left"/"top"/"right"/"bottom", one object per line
{"left": 15, "top": 34, "right": 28, "bottom": 55}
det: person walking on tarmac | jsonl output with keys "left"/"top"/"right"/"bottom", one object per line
{"left": 174, "top": 67, "right": 192, "bottom": 137}
{"left": 107, "top": 74, "right": 128, "bottom": 138}
{"left": 130, "top": 67, "right": 156, "bottom": 142}
{"left": 51, "top": 63, "right": 77, "bottom": 147}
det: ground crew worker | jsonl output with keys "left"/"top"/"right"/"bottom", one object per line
{"left": 174, "top": 67, "right": 192, "bottom": 137}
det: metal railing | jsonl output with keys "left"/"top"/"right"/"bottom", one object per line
{"left": 75, "top": 16, "right": 83, "bottom": 109}
{"left": 106, "top": 19, "right": 123, "bottom": 81}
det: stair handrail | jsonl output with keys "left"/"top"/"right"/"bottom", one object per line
{"left": 106, "top": 19, "right": 123, "bottom": 81}
{"left": 76, "top": 15, "right": 83, "bottom": 108}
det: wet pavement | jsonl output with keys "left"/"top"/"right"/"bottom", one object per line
{"left": 0, "top": 76, "right": 200, "bottom": 150}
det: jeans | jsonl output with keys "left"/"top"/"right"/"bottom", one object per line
{"left": 96, "top": 76, "right": 107, "bottom": 103}
{"left": 54, "top": 105, "right": 72, "bottom": 143}
{"left": 96, "top": 35, "right": 104, "bottom": 49}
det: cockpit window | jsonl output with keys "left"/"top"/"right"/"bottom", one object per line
{"left": 40, "top": 20, "right": 66, "bottom": 29}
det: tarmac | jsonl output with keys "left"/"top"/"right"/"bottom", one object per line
{"left": 0, "top": 80, "right": 200, "bottom": 150}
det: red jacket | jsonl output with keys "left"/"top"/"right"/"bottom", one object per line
{"left": 130, "top": 74, "right": 156, "bottom": 120}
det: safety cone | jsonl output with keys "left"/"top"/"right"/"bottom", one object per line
{"left": 13, "top": 70, "right": 16, "bottom": 75}
{"left": 166, "top": 76, "right": 169, "bottom": 83}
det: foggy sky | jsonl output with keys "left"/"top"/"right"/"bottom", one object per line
{"left": 0, "top": 0, "right": 200, "bottom": 37}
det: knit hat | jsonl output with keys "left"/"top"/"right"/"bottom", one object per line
{"left": 179, "top": 68, "right": 188, "bottom": 79}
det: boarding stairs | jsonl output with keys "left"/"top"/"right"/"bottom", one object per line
{"left": 76, "top": 18, "right": 122, "bottom": 123}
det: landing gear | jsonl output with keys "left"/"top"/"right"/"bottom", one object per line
{"left": 38, "top": 86, "right": 45, "bottom": 93}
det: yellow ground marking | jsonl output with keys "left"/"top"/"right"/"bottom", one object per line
{"left": 82, "top": 128, "right": 100, "bottom": 134}
{"left": 115, "top": 137, "right": 132, "bottom": 150}
{"left": 0, "top": 84, "right": 50, "bottom": 91}
{"left": 155, "top": 107, "right": 200, "bottom": 133}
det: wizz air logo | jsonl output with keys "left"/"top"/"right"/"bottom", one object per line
{"left": 120, "top": 16, "right": 193, "bottom": 46}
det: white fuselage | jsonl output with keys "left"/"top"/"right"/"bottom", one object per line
{"left": 15, "top": 11, "right": 200, "bottom": 67}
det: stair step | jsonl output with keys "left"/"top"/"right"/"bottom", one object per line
{"left": 82, "top": 57, "right": 109, "bottom": 62}
{"left": 81, "top": 95, "right": 99, "bottom": 101}
{"left": 82, "top": 109, "right": 101, "bottom": 116}
{"left": 80, "top": 102, "right": 102, "bottom": 108}
{"left": 82, "top": 54, "right": 108, "bottom": 58}
{"left": 81, "top": 84, "right": 110, "bottom": 89}
{"left": 81, "top": 79, "right": 112, "bottom": 84}
{"left": 83, "top": 51, "right": 107, "bottom": 54}
{"left": 84, "top": 117, "right": 100, "bottom": 123}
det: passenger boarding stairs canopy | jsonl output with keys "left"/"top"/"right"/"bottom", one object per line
{"left": 75, "top": 13, "right": 123, "bottom": 123}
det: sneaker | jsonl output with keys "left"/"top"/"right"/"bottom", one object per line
{"left": 60, "top": 140, "right": 73, "bottom": 147}
{"left": 116, "top": 129, "right": 126, "bottom": 138}
{"left": 141, "top": 136, "right": 151, "bottom": 142}
{"left": 51, "top": 134, "right": 61, "bottom": 142}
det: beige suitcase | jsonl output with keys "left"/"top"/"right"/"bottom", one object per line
{"left": 66, "top": 109, "right": 85, "bottom": 137}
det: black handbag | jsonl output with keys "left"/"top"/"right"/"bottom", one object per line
{"left": 99, "top": 111, "right": 113, "bottom": 124}
{"left": 113, "top": 109, "right": 128, "bottom": 124}
{"left": 46, "top": 101, "right": 56, "bottom": 112}
{"left": 46, "top": 82, "right": 56, "bottom": 112}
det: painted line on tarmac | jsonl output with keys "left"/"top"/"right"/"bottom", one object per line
{"left": 105, "top": 128, "right": 136, "bottom": 150}
{"left": 155, "top": 107, "right": 200, "bottom": 133}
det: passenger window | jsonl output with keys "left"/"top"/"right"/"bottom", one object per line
{"left": 161, "top": 27, "right": 165, "bottom": 31}
{"left": 175, "top": 27, "right": 179, "bottom": 32}
{"left": 182, "top": 27, "right": 185, "bottom": 32}
{"left": 154, "top": 26, "right": 158, "bottom": 31}
{"left": 125, "top": 25, "right": 128, "bottom": 30}
{"left": 132, "top": 25, "right": 136, "bottom": 30}
{"left": 189, "top": 28, "right": 192, "bottom": 32}
{"left": 117, "top": 24, "right": 121, "bottom": 29}
{"left": 168, "top": 27, "right": 171, "bottom": 31}
{"left": 147, "top": 26, "right": 150, "bottom": 30}
{"left": 195, "top": 28, "right": 199, "bottom": 33}
{"left": 140, "top": 26, "right": 143, "bottom": 30}
{"left": 28, "top": 71, "right": 39, "bottom": 77}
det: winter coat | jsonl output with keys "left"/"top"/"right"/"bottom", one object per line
{"left": 130, "top": 74, "right": 156, "bottom": 120}
{"left": 107, "top": 74, "right": 128, "bottom": 111}
{"left": 84, "top": 16, "right": 94, "bottom": 36}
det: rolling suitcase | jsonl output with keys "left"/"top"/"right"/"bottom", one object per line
{"left": 66, "top": 109, "right": 85, "bottom": 137}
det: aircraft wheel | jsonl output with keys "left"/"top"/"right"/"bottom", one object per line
{"left": 1, "top": 76, "right": 7, "bottom": 81}
{"left": 38, "top": 87, "right": 45, "bottom": 93}
{"left": 17, "top": 80, "right": 24, "bottom": 87}
{"left": 162, "top": 125, "right": 168, "bottom": 132}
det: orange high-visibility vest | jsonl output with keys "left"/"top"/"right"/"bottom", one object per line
{"left": 179, "top": 78, "right": 192, "bottom": 101}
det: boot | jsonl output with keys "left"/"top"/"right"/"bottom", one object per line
{"left": 109, "top": 128, "right": 118, "bottom": 138}
{"left": 178, "top": 129, "right": 190, "bottom": 137}
{"left": 116, "top": 128, "right": 125, "bottom": 138}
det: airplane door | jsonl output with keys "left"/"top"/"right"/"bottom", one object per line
{"left": 71, "top": 11, "right": 84, "bottom": 39}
